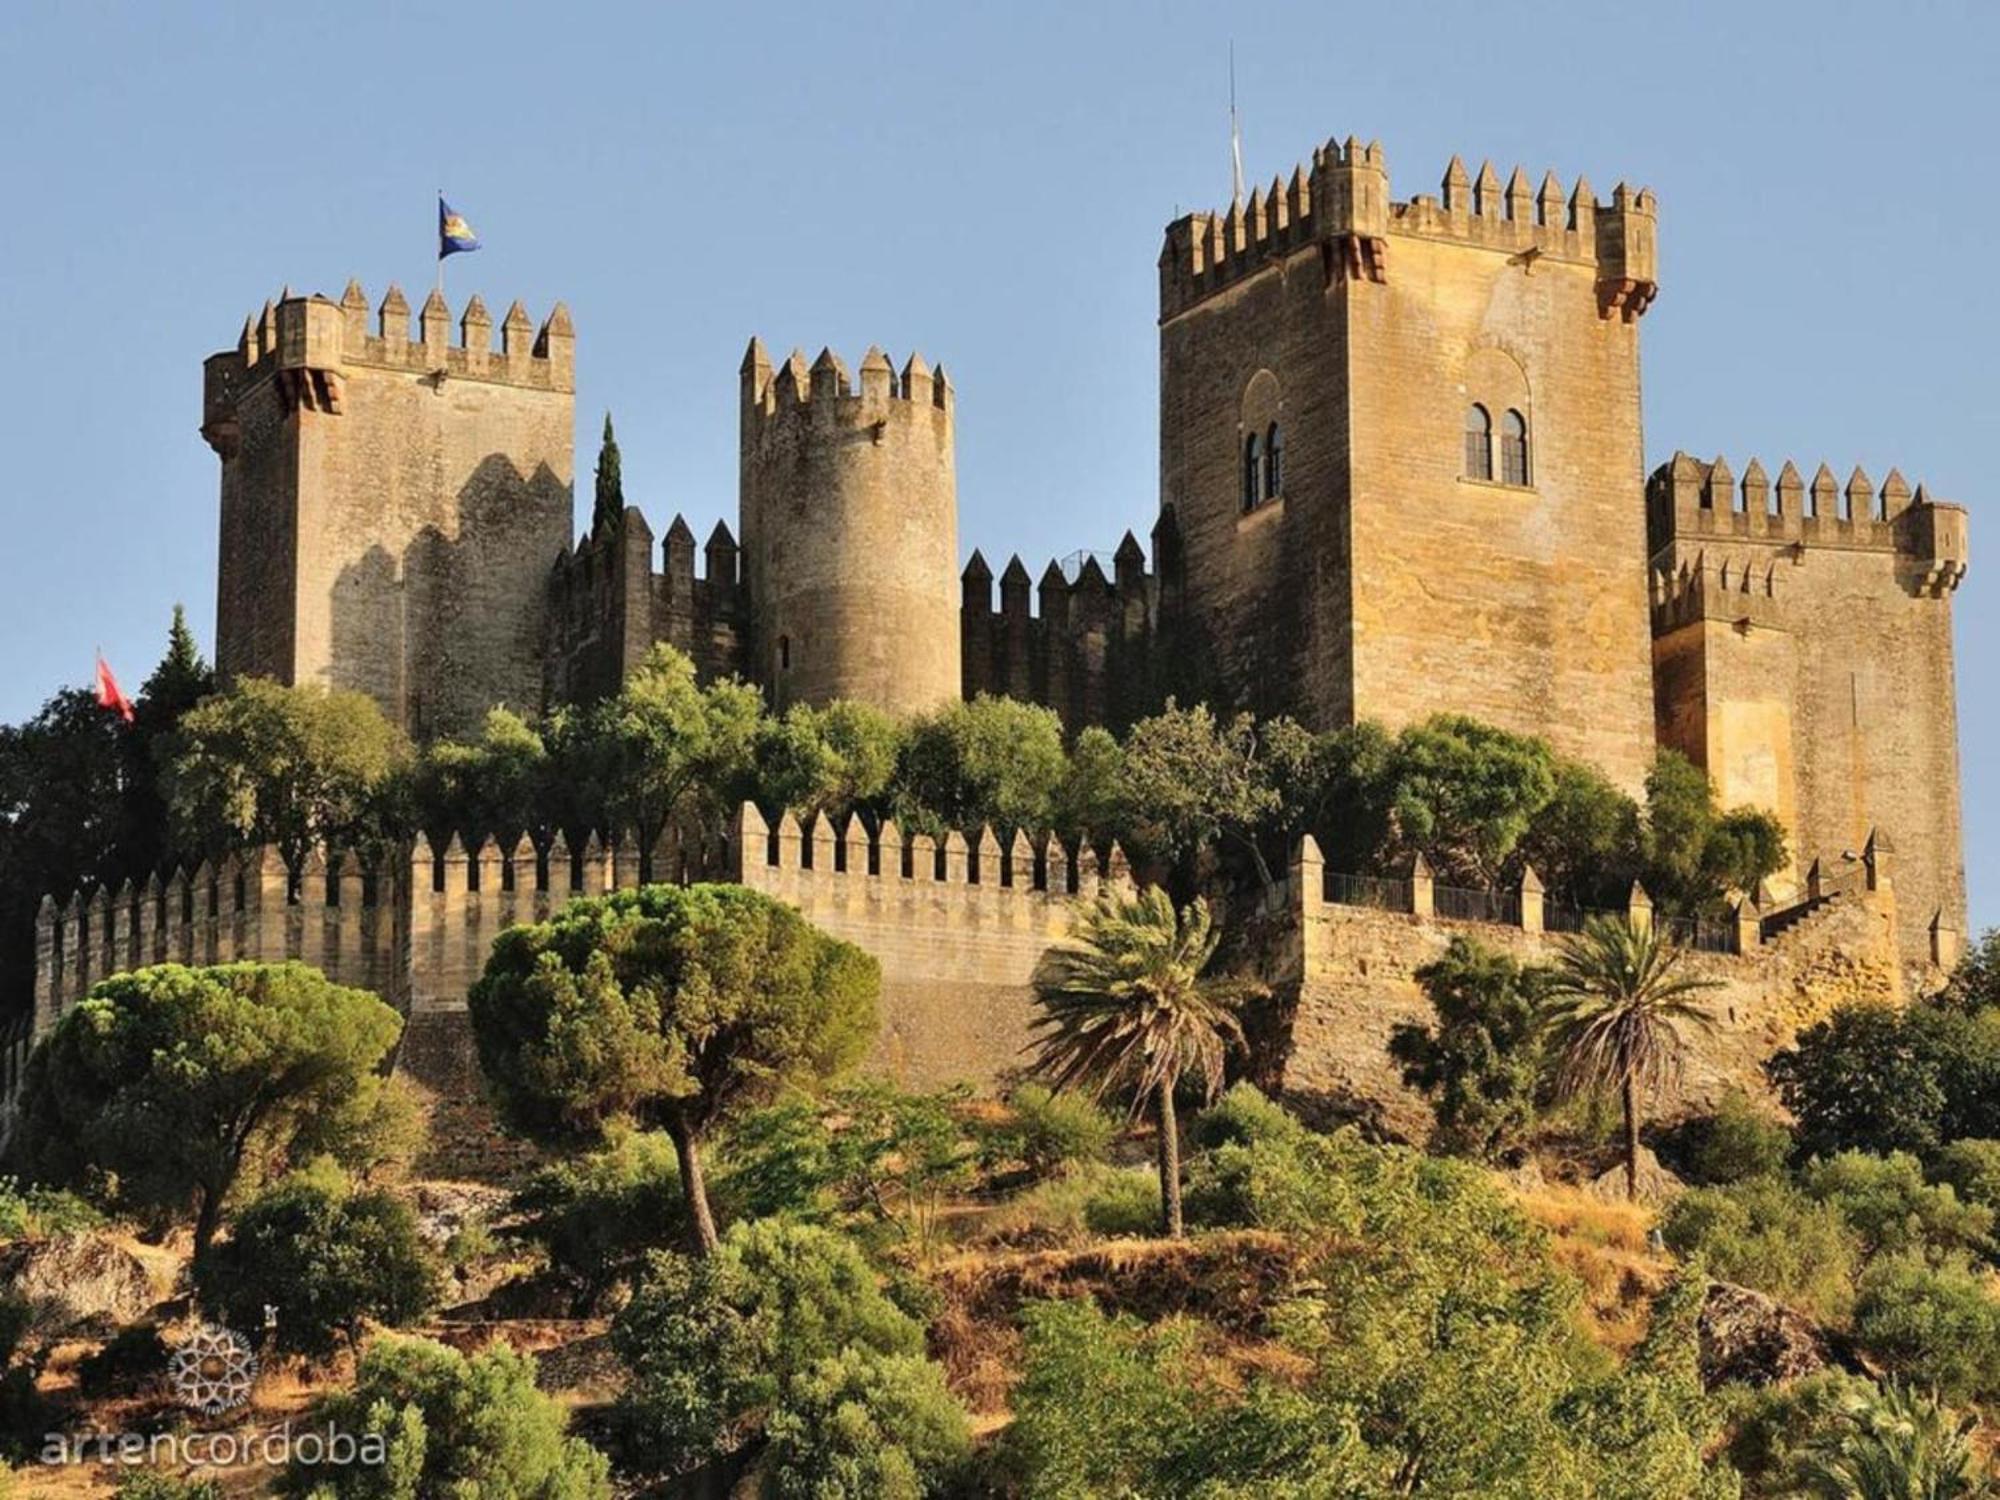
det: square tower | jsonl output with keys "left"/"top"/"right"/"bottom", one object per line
{"left": 203, "top": 284, "right": 574, "bottom": 738}
{"left": 1158, "top": 137, "right": 1660, "bottom": 792}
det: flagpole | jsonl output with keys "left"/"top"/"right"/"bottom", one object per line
{"left": 436, "top": 188, "right": 445, "bottom": 302}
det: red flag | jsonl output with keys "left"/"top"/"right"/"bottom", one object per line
{"left": 94, "top": 655, "right": 134, "bottom": 723}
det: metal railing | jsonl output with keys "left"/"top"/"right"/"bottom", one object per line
{"left": 1324, "top": 871, "right": 1411, "bottom": 911}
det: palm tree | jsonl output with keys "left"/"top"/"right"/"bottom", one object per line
{"left": 1026, "top": 887, "right": 1253, "bottom": 1237}
{"left": 1793, "top": 1382, "right": 1992, "bottom": 1500}
{"left": 1541, "top": 915, "right": 1719, "bottom": 1201}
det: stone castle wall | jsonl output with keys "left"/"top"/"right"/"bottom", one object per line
{"left": 25, "top": 814, "right": 1933, "bottom": 1147}
{"left": 1648, "top": 454, "right": 1970, "bottom": 976}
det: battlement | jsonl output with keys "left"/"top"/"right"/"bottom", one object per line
{"left": 1159, "top": 135, "right": 1658, "bottom": 322}
{"left": 741, "top": 339, "right": 952, "bottom": 425}
{"left": 961, "top": 531, "right": 1158, "bottom": 730}
{"left": 1646, "top": 452, "right": 1968, "bottom": 596}
{"left": 203, "top": 282, "right": 573, "bottom": 451}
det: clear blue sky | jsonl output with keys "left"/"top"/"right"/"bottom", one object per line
{"left": 0, "top": 1, "right": 1992, "bottom": 936}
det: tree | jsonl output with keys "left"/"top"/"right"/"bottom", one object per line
{"left": 763, "top": 1345, "right": 972, "bottom": 1500}
{"left": 1540, "top": 916, "right": 1720, "bottom": 1200}
{"left": 194, "top": 1162, "right": 439, "bottom": 1356}
{"left": 1115, "top": 702, "right": 1282, "bottom": 889}
{"left": 1788, "top": 1382, "right": 1992, "bottom": 1500}
{"left": 892, "top": 695, "right": 1070, "bottom": 836}
{"left": 469, "top": 884, "right": 877, "bottom": 1253}
{"left": 751, "top": 700, "right": 902, "bottom": 827}
{"left": 297, "top": 1334, "right": 609, "bottom": 1498}
{"left": 1379, "top": 714, "right": 1557, "bottom": 886}
{"left": 1514, "top": 759, "right": 1643, "bottom": 909}
{"left": 1390, "top": 936, "right": 1551, "bottom": 1161}
{"left": 1937, "top": 927, "right": 2000, "bottom": 1015}
{"left": 408, "top": 706, "right": 552, "bottom": 846}
{"left": 1641, "top": 750, "right": 1787, "bottom": 915}
{"left": 580, "top": 645, "right": 764, "bottom": 841}
{"left": 591, "top": 411, "right": 624, "bottom": 535}
{"left": 1769, "top": 1001, "right": 2000, "bottom": 1162}
{"left": 1026, "top": 887, "right": 1252, "bottom": 1237}
{"left": 611, "top": 1219, "right": 951, "bottom": 1480}
{"left": 158, "top": 677, "right": 408, "bottom": 871}
{"left": 11, "top": 961, "right": 403, "bottom": 1257}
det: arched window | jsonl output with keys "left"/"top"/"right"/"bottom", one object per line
{"left": 778, "top": 635, "right": 791, "bottom": 671}
{"left": 1242, "top": 432, "right": 1264, "bottom": 512}
{"left": 1463, "top": 404, "right": 1493, "bottom": 481}
{"left": 1500, "top": 409, "right": 1530, "bottom": 486}
{"left": 1264, "top": 423, "right": 1284, "bottom": 500}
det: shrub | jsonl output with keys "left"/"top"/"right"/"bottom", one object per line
{"left": 1798, "top": 1149, "right": 1995, "bottom": 1263}
{"left": 1658, "top": 1178, "right": 1863, "bottom": 1323}
{"left": 195, "top": 1165, "right": 439, "bottom": 1358}
{"left": 1001, "top": 1085, "right": 1114, "bottom": 1178}
{"left": 1081, "top": 1169, "right": 1163, "bottom": 1237}
{"left": 1390, "top": 936, "right": 1549, "bottom": 1161}
{"left": 1658, "top": 1091, "right": 1794, "bottom": 1186}
{"left": 0, "top": 1176, "right": 103, "bottom": 1242}
{"left": 1931, "top": 1138, "right": 2000, "bottom": 1213}
{"left": 294, "top": 1335, "right": 608, "bottom": 1498}
{"left": 114, "top": 1476, "right": 223, "bottom": 1500}
{"left": 1186, "top": 1081, "right": 1304, "bottom": 1152}
{"left": 1849, "top": 1253, "right": 2000, "bottom": 1404}
{"left": 610, "top": 1219, "right": 949, "bottom": 1477}
{"left": 1185, "top": 1132, "right": 1364, "bottom": 1236}
{"left": 77, "top": 1322, "right": 169, "bottom": 1399}
{"left": 763, "top": 1346, "right": 972, "bottom": 1499}
{"left": 511, "top": 1129, "right": 687, "bottom": 1309}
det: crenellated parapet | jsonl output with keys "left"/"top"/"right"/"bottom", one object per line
{"left": 32, "top": 846, "right": 405, "bottom": 1036}
{"left": 1647, "top": 452, "right": 1969, "bottom": 601}
{"left": 960, "top": 531, "right": 1159, "bottom": 733}
{"left": 1159, "top": 135, "right": 1658, "bottom": 322}
{"left": 203, "top": 283, "right": 572, "bottom": 458}
{"left": 545, "top": 506, "right": 749, "bottom": 702}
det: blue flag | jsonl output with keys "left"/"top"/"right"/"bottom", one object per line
{"left": 438, "top": 197, "right": 480, "bottom": 259}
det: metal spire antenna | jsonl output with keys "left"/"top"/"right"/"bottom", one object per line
{"left": 1229, "top": 41, "right": 1245, "bottom": 209}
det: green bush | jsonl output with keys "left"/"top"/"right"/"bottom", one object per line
{"left": 610, "top": 1219, "right": 957, "bottom": 1478}
{"left": 1390, "top": 936, "right": 1550, "bottom": 1161}
{"left": 1186, "top": 1081, "right": 1305, "bottom": 1152}
{"left": 763, "top": 1346, "right": 972, "bottom": 1499}
{"left": 510, "top": 1129, "right": 688, "bottom": 1309}
{"left": 114, "top": 1475, "right": 223, "bottom": 1500}
{"left": 1659, "top": 1091, "right": 1794, "bottom": 1186}
{"left": 293, "top": 1334, "right": 608, "bottom": 1498}
{"left": 1081, "top": 1169, "right": 1163, "bottom": 1237}
{"left": 1185, "top": 1132, "right": 1364, "bottom": 1236}
{"left": 1931, "top": 1137, "right": 2000, "bottom": 1214}
{"left": 1658, "top": 1178, "right": 1863, "bottom": 1323}
{"left": 1798, "top": 1149, "right": 1995, "bottom": 1263}
{"left": 1849, "top": 1253, "right": 2000, "bottom": 1404}
{"left": 77, "top": 1322, "right": 169, "bottom": 1399}
{"left": 195, "top": 1164, "right": 439, "bottom": 1358}
{"left": 1000, "top": 1085, "right": 1114, "bottom": 1178}
{"left": 1717, "top": 1369, "right": 1882, "bottom": 1498}
{"left": 0, "top": 1176, "right": 103, "bottom": 1241}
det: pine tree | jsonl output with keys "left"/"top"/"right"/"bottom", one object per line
{"left": 139, "top": 603, "right": 213, "bottom": 716}
{"left": 592, "top": 413, "right": 624, "bottom": 535}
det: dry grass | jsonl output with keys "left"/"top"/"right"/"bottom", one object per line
{"left": 1509, "top": 1181, "right": 1672, "bottom": 1357}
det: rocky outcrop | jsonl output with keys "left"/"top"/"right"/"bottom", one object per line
{"left": 1698, "top": 1279, "right": 1835, "bottom": 1388}
{"left": 1, "top": 1232, "right": 161, "bottom": 1333}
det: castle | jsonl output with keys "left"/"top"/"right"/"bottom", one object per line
{"left": 192, "top": 132, "right": 1971, "bottom": 980}
{"left": 14, "top": 129, "right": 1971, "bottom": 1135}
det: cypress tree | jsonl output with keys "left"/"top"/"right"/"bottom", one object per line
{"left": 592, "top": 413, "right": 624, "bottom": 536}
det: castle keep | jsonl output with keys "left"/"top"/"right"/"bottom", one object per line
{"left": 170, "top": 129, "right": 1966, "bottom": 1005}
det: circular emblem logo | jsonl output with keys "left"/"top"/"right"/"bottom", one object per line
{"left": 167, "top": 1324, "right": 259, "bottom": 1415}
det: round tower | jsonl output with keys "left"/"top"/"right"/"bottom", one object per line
{"left": 738, "top": 339, "right": 960, "bottom": 715}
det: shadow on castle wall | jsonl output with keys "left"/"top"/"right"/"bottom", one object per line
{"left": 330, "top": 452, "right": 568, "bottom": 738}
